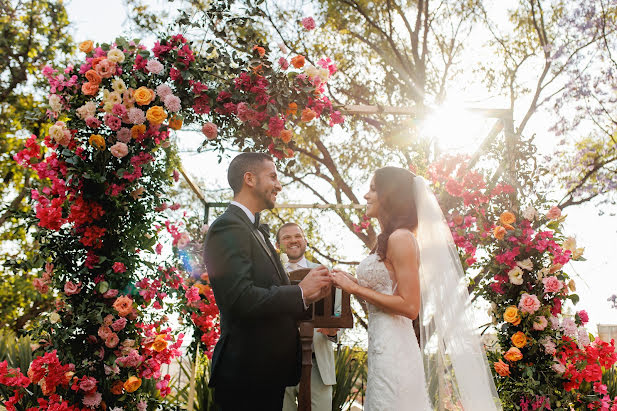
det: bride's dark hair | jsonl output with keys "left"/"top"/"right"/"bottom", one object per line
{"left": 373, "top": 167, "right": 418, "bottom": 261}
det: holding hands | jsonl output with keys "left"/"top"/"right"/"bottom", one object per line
{"left": 331, "top": 269, "right": 358, "bottom": 293}
{"left": 298, "top": 265, "right": 333, "bottom": 304}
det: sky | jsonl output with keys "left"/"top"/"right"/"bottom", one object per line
{"left": 63, "top": 0, "right": 617, "bottom": 337}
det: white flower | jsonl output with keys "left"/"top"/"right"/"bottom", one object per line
{"left": 573, "top": 247, "right": 585, "bottom": 259}
{"left": 318, "top": 67, "right": 330, "bottom": 82}
{"left": 304, "top": 64, "right": 319, "bottom": 78}
{"left": 562, "top": 237, "right": 576, "bottom": 251}
{"left": 107, "top": 48, "right": 125, "bottom": 63}
{"left": 278, "top": 43, "right": 289, "bottom": 54}
{"left": 537, "top": 267, "right": 550, "bottom": 282}
{"left": 516, "top": 258, "right": 533, "bottom": 271}
{"left": 508, "top": 266, "right": 524, "bottom": 285}
{"left": 49, "top": 94, "right": 62, "bottom": 112}
{"left": 111, "top": 78, "right": 127, "bottom": 93}
{"left": 280, "top": 252, "right": 289, "bottom": 270}
{"left": 48, "top": 123, "right": 66, "bottom": 142}
{"left": 77, "top": 101, "right": 97, "bottom": 119}
{"left": 49, "top": 312, "right": 60, "bottom": 324}
{"left": 522, "top": 205, "right": 537, "bottom": 221}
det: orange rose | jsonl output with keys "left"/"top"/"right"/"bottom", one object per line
{"left": 79, "top": 40, "right": 94, "bottom": 53}
{"left": 134, "top": 86, "right": 155, "bottom": 106}
{"left": 112, "top": 295, "right": 133, "bottom": 317}
{"left": 90, "top": 57, "right": 105, "bottom": 70}
{"left": 503, "top": 306, "right": 521, "bottom": 326}
{"left": 85, "top": 70, "right": 102, "bottom": 85}
{"left": 169, "top": 116, "right": 183, "bottom": 130}
{"left": 152, "top": 335, "right": 168, "bottom": 352}
{"left": 81, "top": 82, "right": 99, "bottom": 96}
{"left": 500, "top": 211, "right": 516, "bottom": 225}
{"left": 291, "top": 55, "right": 305, "bottom": 68}
{"left": 146, "top": 106, "right": 167, "bottom": 125}
{"left": 253, "top": 45, "right": 266, "bottom": 57}
{"left": 280, "top": 129, "right": 293, "bottom": 144}
{"left": 494, "top": 359, "right": 510, "bottom": 377}
{"left": 493, "top": 226, "right": 506, "bottom": 240}
{"left": 284, "top": 148, "right": 294, "bottom": 158}
{"left": 123, "top": 376, "right": 142, "bottom": 393}
{"left": 452, "top": 214, "right": 464, "bottom": 226}
{"left": 511, "top": 331, "right": 527, "bottom": 348}
{"left": 131, "top": 124, "right": 146, "bottom": 139}
{"left": 504, "top": 347, "right": 523, "bottom": 362}
{"left": 286, "top": 102, "right": 298, "bottom": 116}
{"left": 88, "top": 134, "right": 106, "bottom": 150}
{"left": 111, "top": 380, "right": 124, "bottom": 395}
{"left": 301, "top": 108, "right": 316, "bottom": 123}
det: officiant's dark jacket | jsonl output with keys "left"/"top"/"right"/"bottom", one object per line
{"left": 204, "top": 204, "right": 306, "bottom": 388}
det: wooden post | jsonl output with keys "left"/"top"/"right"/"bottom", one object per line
{"left": 298, "top": 321, "right": 314, "bottom": 411}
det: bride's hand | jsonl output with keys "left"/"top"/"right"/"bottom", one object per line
{"left": 331, "top": 269, "right": 358, "bottom": 293}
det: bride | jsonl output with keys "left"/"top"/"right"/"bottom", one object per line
{"left": 331, "top": 167, "right": 501, "bottom": 410}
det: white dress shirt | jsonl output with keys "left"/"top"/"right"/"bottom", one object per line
{"left": 286, "top": 256, "right": 308, "bottom": 271}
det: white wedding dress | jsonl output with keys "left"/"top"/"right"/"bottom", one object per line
{"left": 356, "top": 253, "right": 432, "bottom": 411}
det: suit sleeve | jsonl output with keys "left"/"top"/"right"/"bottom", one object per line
{"left": 204, "top": 218, "right": 305, "bottom": 319}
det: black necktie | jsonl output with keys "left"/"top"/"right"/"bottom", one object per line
{"left": 253, "top": 212, "right": 260, "bottom": 229}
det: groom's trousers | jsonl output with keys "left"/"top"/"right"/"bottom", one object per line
{"left": 214, "top": 384, "right": 286, "bottom": 410}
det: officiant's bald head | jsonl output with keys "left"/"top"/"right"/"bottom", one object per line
{"left": 228, "top": 152, "right": 274, "bottom": 195}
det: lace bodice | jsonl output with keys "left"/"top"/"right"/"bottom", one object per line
{"left": 355, "top": 253, "right": 431, "bottom": 411}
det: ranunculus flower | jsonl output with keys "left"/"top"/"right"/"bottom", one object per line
{"left": 542, "top": 276, "right": 563, "bottom": 294}
{"left": 493, "top": 226, "right": 506, "bottom": 240}
{"left": 146, "top": 59, "right": 164, "bottom": 74}
{"left": 79, "top": 40, "right": 94, "bottom": 53}
{"left": 89, "top": 134, "right": 106, "bottom": 150}
{"left": 105, "top": 333, "right": 119, "bottom": 348}
{"left": 98, "top": 325, "right": 113, "bottom": 340}
{"left": 124, "top": 376, "right": 142, "bottom": 393}
{"left": 280, "top": 129, "right": 293, "bottom": 144}
{"left": 508, "top": 266, "right": 524, "bottom": 285}
{"left": 504, "top": 347, "right": 523, "bottom": 362}
{"left": 95, "top": 59, "right": 116, "bottom": 78}
{"left": 134, "top": 86, "right": 155, "bottom": 106}
{"left": 522, "top": 205, "right": 537, "bottom": 220}
{"left": 503, "top": 306, "right": 521, "bottom": 326}
{"left": 518, "top": 293, "right": 541, "bottom": 314}
{"left": 494, "top": 359, "right": 510, "bottom": 377}
{"left": 111, "top": 78, "right": 127, "bottom": 93}
{"left": 111, "top": 317, "right": 127, "bottom": 332}
{"left": 533, "top": 316, "right": 548, "bottom": 331}
{"left": 105, "top": 114, "right": 122, "bottom": 131}
{"left": 64, "top": 281, "right": 81, "bottom": 295}
{"left": 81, "top": 82, "right": 99, "bottom": 96}
{"left": 291, "top": 55, "right": 306, "bottom": 68}
{"left": 85, "top": 70, "right": 102, "bottom": 85}
{"left": 49, "top": 94, "right": 62, "bottom": 112}
{"left": 113, "top": 295, "right": 133, "bottom": 317}
{"left": 117, "top": 127, "right": 131, "bottom": 143}
{"left": 168, "top": 116, "right": 183, "bottom": 130}
{"left": 301, "top": 108, "right": 316, "bottom": 122}
{"left": 511, "top": 331, "right": 527, "bottom": 348}
{"left": 202, "top": 122, "right": 218, "bottom": 140}
{"left": 146, "top": 106, "right": 167, "bottom": 125}
{"left": 302, "top": 16, "right": 316, "bottom": 30}
{"left": 546, "top": 206, "right": 561, "bottom": 220}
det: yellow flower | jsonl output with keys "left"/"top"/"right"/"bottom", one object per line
{"left": 89, "top": 134, "right": 106, "bottom": 150}
{"left": 503, "top": 306, "right": 521, "bottom": 326}
{"left": 146, "top": 106, "right": 167, "bottom": 125}
{"left": 134, "top": 86, "right": 155, "bottom": 106}
{"left": 79, "top": 40, "right": 94, "bottom": 53}
{"left": 123, "top": 376, "right": 142, "bottom": 393}
{"left": 511, "top": 331, "right": 527, "bottom": 348}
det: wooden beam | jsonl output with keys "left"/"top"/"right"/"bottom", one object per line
{"left": 178, "top": 165, "right": 207, "bottom": 205}
{"left": 341, "top": 104, "right": 513, "bottom": 120}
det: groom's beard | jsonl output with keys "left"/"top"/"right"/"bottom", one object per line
{"left": 255, "top": 181, "right": 277, "bottom": 209}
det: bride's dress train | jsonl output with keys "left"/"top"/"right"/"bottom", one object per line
{"left": 356, "top": 254, "right": 432, "bottom": 411}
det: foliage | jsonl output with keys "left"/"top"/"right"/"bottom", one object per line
{"left": 332, "top": 345, "right": 367, "bottom": 411}
{"left": 166, "top": 354, "right": 216, "bottom": 411}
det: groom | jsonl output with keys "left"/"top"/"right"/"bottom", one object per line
{"left": 203, "top": 152, "right": 333, "bottom": 410}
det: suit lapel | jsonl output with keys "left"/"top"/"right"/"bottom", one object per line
{"left": 227, "top": 206, "right": 289, "bottom": 285}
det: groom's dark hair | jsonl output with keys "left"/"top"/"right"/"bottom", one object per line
{"left": 228, "top": 152, "right": 274, "bottom": 195}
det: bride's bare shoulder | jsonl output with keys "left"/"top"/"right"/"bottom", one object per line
{"left": 387, "top": 229, "right": 418, "bottom": 253}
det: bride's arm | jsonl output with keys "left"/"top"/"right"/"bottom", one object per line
{"left": 332, "top": 230, "right": 421, "bottom": 320}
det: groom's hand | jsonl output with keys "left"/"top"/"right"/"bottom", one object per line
{"left": 298, "top": 265, "right": 332, "bottom": 305}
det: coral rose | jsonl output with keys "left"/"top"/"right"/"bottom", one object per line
{"left": 85, "top": 70, "right": 102, "bottom": 85}
{"left": 301, "top": 108, "right": 316, "bottom": 122}
{"left": 546, "top": 206, "right": 561, "bottom": 220}
{"left": 112, "top": 295, "right": 133, "bottom": 317}
{"left": 202, "top": 122, "right": 218, "bottom": 140}
{"left": 152, "top": 335, "right": 168, "bottom": 352}
{"left": 286, "top": 102, "right": 298, "bottom": 116}
{"left": 64, "top": 281, "right": 81, "bottom": 295}
{"left": 81, "top": 82, "right": 99, "bottom": 96}
{"left": 500, "top": 211, "right": 516, "bottom": 225}
{"left": 503, "top": 306, "right": 521, "bottom": 326}
{"left": 280, "top": 129, "right": 293, "bottom": 144}
{"left": 146, "top": 106, "right": 167, "bottom": 125}
{"left": 511, "top": 331, "right": 527, "bottom": 348}
{"left": 123, "top": 376, "right": 142, "bottom": 393}
{"left": 291, "top": 55, "right": 306, "bottom": 68}
{"left": 89, "top": 134, "right": 106, "bottom": 150}
{"left": 111, "top": 380, "right": 124, "bottom": 395}
{"left": 542, "top": 276, "right": 563, "bottom": 294}
{"left": 169, "top": 116, "right": 183, "bottom": 130}
{"left": 493, "top": 226, "right": 506, "bottom": 240}
{"left": 134, "top": 86, "right": 155, "bottom": 106}
{"left": 494, "top": 359, "right": 510, "bottom": 377}
{"left": 110, "top": 142, "right": 128, "bottom": 158}
{"left": 518, "top": 293, "right": 541, "bottom": 314}
{"left": 504, "top": 347, "right": 523, "bottom": 362}
{"left": 79, "top": 40, "right": 94, "bottom": 53}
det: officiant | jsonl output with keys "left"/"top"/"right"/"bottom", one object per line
{"left": 276, "top": 222, "right": 340, "bottom": 411}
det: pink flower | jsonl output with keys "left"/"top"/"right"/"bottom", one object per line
{"left": 186, "top": 286, "right": 200, "bottom": 303}
{"left": 79, "top": 376, "right": 97, "bottom": 393}
{"left": 518, "top": 293, "right": 541, "bottom": 314}
{"left": 202, "top": 122, "right": 218, "bottom": 140}
{"left": 110, "top": 142, "right": 129, "bottom": 158}
{"left": 278, "top": 57, "right": 289, "bottom": 70}
{"left": 112, "top": 103, "right": 127, "bottom": 117}
{"left": 302, "top": 17, "right": 316, "bottom": 30}
{"left": 533, "top": 316, "right": 548, "bottom": 331}
{"left": 546, "top": 206, "right": 561, "bottom": 220}
{"left": 98, "top": 325, "right": 113, "bottom": 340}
{"left": 164, "top": 94, "right": 181, "bottom": 112}
{"left": 128, "top": 107, "right": 145, "bottom": 124}
{"left": 111, "top": 317, "right": 127, "bottom": 331}
{"left": 594, "top": 382, "right": 608, "bottom": 395}
{"left": 85, "top": 116, "right": 101, "bottom": 129}
{"left": 82, "top": 392, "right": 102, "bottom": 407}
{"left": 146, "top": 59, "right": 164, "bottom": 74}
{"left": 64, "top": 281, "right": 81, "bottom": 295}
{"left": 577, "top": 310, "right": 589, "bottom": 324}
{"left": 105, "top": 333, "right": 119, "bottom": 348}
{"left": 156, "top": 84, "right": 172, "bottom": 98}
{"left": 117, "top": 127, "right": 131, "bottom": 143}
{"left": 155, "top": 243, "right": 163, "bottom": 255}
{"left": 542, "top": 276, "right": 563, "bottom": 294}
{"left": 177, "top": 232, "right": 190, "bottom": 248}
{"left": 112, "top": 262, "right": 127, "bottom": 273}
{"left": 103, "top": 289, "right": 119, "bottom": 298}
{"left": 33, "top": 277, "right": 49, "bottom": 294}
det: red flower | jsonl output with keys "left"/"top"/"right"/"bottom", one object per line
{"left": 112, "top": 262, "right": 127, "bottom": 273}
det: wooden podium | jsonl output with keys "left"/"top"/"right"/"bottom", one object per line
{"left": 288, "top": 268, "right": 354, "bottom": 411}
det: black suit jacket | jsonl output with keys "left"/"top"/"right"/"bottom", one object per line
{"left": 204, "top": 204, "right": 305, "bottom": 388}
